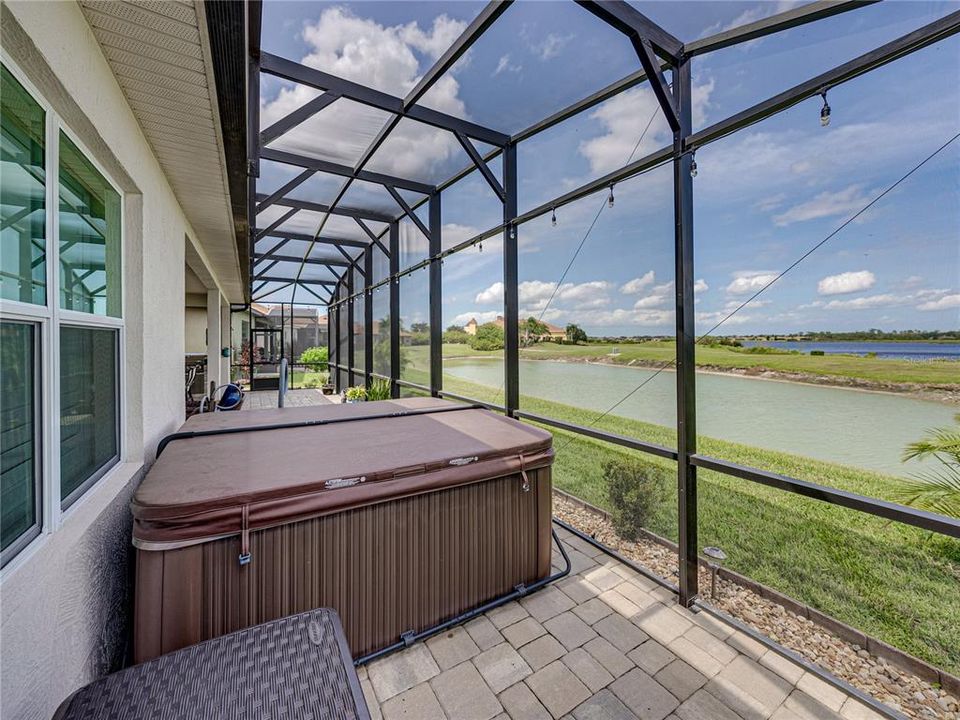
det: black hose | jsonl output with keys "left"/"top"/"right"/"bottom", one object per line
{"left": 354, "top": 526, "right": 572, "bottom": 666}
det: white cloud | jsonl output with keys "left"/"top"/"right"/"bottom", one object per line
{"left": 530, "top": 32, "right": 572, "bottom": 60}
{"left": 633, "top": 281, "right": 673, "bottom": 309}
{"left": 694, "top": 278, "right": 709, "bottom": 294}
{"left": 474, "top": 281, "right": 503, "bottom": 305}
{"left": 821, "top": 293, "right": 904, "bottom": 310}
{"left": 620, "top": 271, "right": 656, "bottom": 294}
{"left": 773, "top": 184, "right": 873, "bottom": 227}
{"left": 725, "top": 270, "right": 779, "bottom": 295}
{"left": 817, "top": 270, "right": 876, "bottom": 296}
{"left": 261, "top": 8, "right": 468, "bottom": 181}
{"left": 917, "top": 294, "right": 960, "bottom": 311}
{"left": 493, "top": 54, "right": 521, "bottom": 76}
{"left": 579, "top": 81, "right": 713, "bottom": 174}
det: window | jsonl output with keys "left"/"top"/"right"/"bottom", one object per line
{"left": 0, "top": 65, "right": 46, "bottom": 305}
{"left": 0, "top": 321, "right": 41, "bottom": 562}
{"left": 59, "top": 132, "right": 121, "bottom": 316}
{"left": 59, "top": 326, "right": 118, "bottom": 506}
{"left": 0, "top": 60, "right": 124, "bottom": 564}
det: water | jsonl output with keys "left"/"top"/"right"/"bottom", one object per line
{"left": 443, "top": 359, "right": 958, "bottom": 478}
{"left": 741, "top": 340, "right": 960, "bottom": 361}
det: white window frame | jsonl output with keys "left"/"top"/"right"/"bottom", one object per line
{"left": 0, "top": 56, "right": 126, "bottom": 568}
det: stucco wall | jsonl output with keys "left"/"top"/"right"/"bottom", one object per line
{"left": 0, "top": 3, "right": 230, "bottom": 718}
{"left": 185, "top": 307, "right": 208, "bottom": 355}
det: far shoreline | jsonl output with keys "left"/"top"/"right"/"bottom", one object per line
{"left": 441, "top": 352, "right": 960, "bottom": 405}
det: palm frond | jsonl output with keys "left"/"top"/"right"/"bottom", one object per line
{"left": 889, "top": 467, "right": 960, "bottom": 519}
{"left": 901, "top": 426, "right": 960, "bottom": 463}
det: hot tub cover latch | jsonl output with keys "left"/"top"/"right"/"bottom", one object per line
{"left": 239, "top": 505, "right": 252, "bottom": 566}
{"left": 519, "top": 454, "right": 530, "bottom": 492}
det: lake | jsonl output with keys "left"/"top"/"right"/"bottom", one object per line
{"left": 443, "top": 358, "right": 958, "bottom": 478}
{"left": 741, "top": 340, "right": 960, "bottom": 360}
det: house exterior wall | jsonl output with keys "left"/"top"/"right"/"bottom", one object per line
{"left": 0, "top": 4, "right": 237, "bottom": 718}
{"left": 185, "top": 307, "right": 208, "bottom": 355}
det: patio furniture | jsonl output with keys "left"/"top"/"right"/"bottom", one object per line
{"left": 132, "top": 398, "right": 555, "bottom": 662}
{"left": 198, "top": 382, "right": 244, "bottom": 413}
{"left": 53, "top": 608, "right": 370, "bottom": 719}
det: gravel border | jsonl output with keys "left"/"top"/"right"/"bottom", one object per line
{"left": 553, "top": 492, "right": 959, "bottom": 720}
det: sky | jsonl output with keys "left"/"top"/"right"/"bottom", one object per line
{"left": 256, "top": 1, "right": 960, "bottom": 336}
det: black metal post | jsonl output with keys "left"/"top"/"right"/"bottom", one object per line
{"left": 389, "top": 222, "right": 401, "bottom": 398}
{"left": 364, "top": 247, "right": 374, "bottom": 386}
{"left": 428, "top": 192, "right": 442, "bottom": 397}
{"left": 346, "top": 269, "right": 355, "bottom": 388}
{"left": 502, "top": 142, "right": 519, "bottom": 417}
{"left": 673, "top": 57, "right": 699, "bottom": 608}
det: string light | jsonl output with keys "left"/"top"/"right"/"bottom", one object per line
{"left": 478, "top": 240, "right": 483, "bottom": 253}
{"left": 607, "top": 185, "right": 615, "bottom": 208}
{"left": 690, "top": 151, "right": 698, "bottom": 178}
{"left": 819, "top": 90, "right": 831, "bottom": 127}
{"left": 551, "top": 207, "right": 557, "bottom": 227}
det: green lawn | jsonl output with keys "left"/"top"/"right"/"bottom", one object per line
{"left": 518, "top": 340, "right": 960, "bottom": 387}
{"left": 397, "top": 350, "right": 960, "bottom": 675}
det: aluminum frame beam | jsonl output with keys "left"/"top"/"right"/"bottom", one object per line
{"left": 253, "top": 229, "right": 371, "bottom": 249}
{"left": 254, "top": 253, "right": 349, "bottom": 268}
{"left": 260, "top": 147, "right": 433, "bottom": 194}
{"left": 260, "top": 51, "right": 510, "bottom": 147}
{"left": 685, "top": 0, "right": 879, "bottom": 56}
{"left": 689, "top": 10, "right": 960, "bottom": 149}
{"left": 260, "top": 91, "right": 340, "bottom": 146}
{"left": 575, "top": 0, "right": 682, "bottom": 60}
{"left": 256, "top": 193, "right": 395, "bottom": 224}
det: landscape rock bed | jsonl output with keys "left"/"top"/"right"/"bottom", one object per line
{"left": 553, "top": 493, "right": 960, "bottom": 720}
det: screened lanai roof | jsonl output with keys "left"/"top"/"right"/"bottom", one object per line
{"left": 249, "top": 0, "right": 960, "bottom": 306}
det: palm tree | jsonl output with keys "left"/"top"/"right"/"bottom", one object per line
{"left": 893, "top": 413, "right": 960, "bottom": 518}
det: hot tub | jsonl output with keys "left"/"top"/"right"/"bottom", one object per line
{"left": 132, "top": 398, "right": 554, "bottom": 662}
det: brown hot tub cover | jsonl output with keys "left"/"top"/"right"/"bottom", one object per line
{"left": 133, "top": 398, "right": 553, "bottom": 550}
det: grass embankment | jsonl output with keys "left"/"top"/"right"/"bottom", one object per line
{"left": 518, "top": 340, "right": 959, "bottom": 387}
{"left": 397, "top": 358, "right": 960, "bottom": 675}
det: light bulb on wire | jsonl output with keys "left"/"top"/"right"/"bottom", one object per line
{"left": 607, "top": 185, "right": 615, "bottom": 209}
{"left": 819, "top": 90, "right": 831, "bottom": 127}
{"left": 690, "top": 152, "right": 698, "bottom": 178}
{"left": 551, "top": 208, "right": 557, "bottom": 227}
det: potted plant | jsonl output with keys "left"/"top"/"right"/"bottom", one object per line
{"left": 344, "top": 386, "right": 367, "bottom": 403}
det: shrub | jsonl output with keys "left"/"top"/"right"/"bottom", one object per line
{"left": 605, "top": 459, "right": 668, "bottom": 541}
{"left": 367, "top": 378, "right": 391, "bottom": 401}
{"left": 409, "top": 332, "right": 430, "bottom": 346}
{"left": 298, "top": 346, "right": 328, "bottom": 370}
{"left": 443, "top": 329, "right": 471, "bottom": 344}
{"left": 469, "top": 323, "right": 504, "bottom": 351}
{"left": 345, "top": 385, "right": 366, "bottom": 401}
{"left": 810, "top": 349, "right": 825, "bottom": 356}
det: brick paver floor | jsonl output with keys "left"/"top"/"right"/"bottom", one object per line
{"left": 359, "top": 525, "right": 888, "bottom": 720}
{"left": 241, "top": 388, "right": 334, "bottom": 410}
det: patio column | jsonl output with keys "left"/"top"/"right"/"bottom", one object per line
{"left": 673, "top": 57, "right": 699, "bottom": 607}
{"left": 347, "top": 268, "right": 355, "bottom": 388}
{"left": 502, "top": 142, "right": 519, "bottom": 417}
{"left": 389, "top": 221, "right": 400, "bottom": 398}
{"left": 428, "top": 192, "right": 442, "bottom": 397}
{"left": 364, "top": 246, "right": 373, "bottom": 385}
{"left": 206, "top": 289, "right": 224, "bottom": 394}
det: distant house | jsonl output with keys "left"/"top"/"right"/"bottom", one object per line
{"left": 469, "top": 315, "right": 566, "bottom": 342}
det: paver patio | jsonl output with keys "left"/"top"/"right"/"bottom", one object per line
{"left": 359, "top": 525, "right": 887, "bottom": 720}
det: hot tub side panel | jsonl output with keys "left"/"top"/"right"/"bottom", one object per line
{"left": 134, "top": 468, "right": 552, "bottom": 661}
